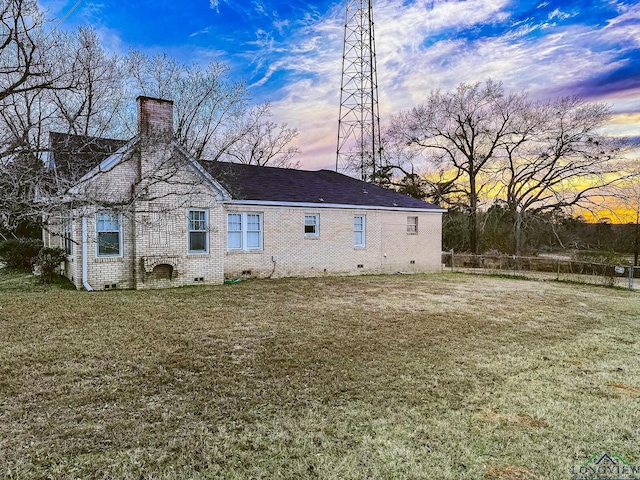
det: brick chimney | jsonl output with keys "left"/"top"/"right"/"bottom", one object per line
{"left": 137, "top": 96, "right": 174, "bottom": 139}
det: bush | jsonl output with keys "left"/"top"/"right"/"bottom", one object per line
{"left": 34, "top": 247, "right": 67, "bottom": 284}
{"left": 0, "top": 238, "right": 44, "bottom": 270}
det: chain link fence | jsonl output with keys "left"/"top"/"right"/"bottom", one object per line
{"left": 441, "top": 251, "right": 640, "bottom": 290}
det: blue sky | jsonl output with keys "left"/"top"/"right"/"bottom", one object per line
{"left": 40, "top": 0, "right": 640, "bottom": 170}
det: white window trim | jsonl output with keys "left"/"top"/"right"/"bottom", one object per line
{"left": 305, "top": 213, "right": 320, "bottom": 237}
{"left": 96, "top": 212, "right": 123, "bottom": 258}
{"left": 227, "top": 212, "right": 263, "bottom": 251}
{"left": 187, "top": 209, "right": 209, "bottom": 254}
{"left": 407, "top": 216, "right": 418, "bottom": 234}
{"left": 354, "top": 215, "right": 366, "bottom": 248}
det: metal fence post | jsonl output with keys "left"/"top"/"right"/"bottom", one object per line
{"left": 629, "top": 264, "right": 633, "bottom": 290}
{"left": 450, "top": 249, "right": 454, "bottom": 273}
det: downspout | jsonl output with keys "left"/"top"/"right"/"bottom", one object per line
{"left": 82, "top": 217, "right": 93, "bottom": 291}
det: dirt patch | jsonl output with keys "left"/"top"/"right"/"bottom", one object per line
{"left": 480, "top": 408, "right": 547, "bottom": 428}
{"left": 485, "top": 464, "right": 536, "bottom": 479}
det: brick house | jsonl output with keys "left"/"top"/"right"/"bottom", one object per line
{"left": 44, "top": 96, "right": 445, "bottom": 290}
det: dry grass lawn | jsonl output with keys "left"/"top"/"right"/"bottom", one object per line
{"left": 0, "top": 269, "right": 639, "bottom": 479}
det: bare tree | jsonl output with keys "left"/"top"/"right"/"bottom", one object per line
{"left": 51, "top": 27, "right": 127, "bottom": 138}
{"left": 0, "top": 0, "right": 59, "bottom": 231}
{"left": 224, "top": 106, "right": 299, "bottom": 167}
{"left": 386, "top": 81, "right": 633, "bottom": 254}
{"left": 498, "top": 96, "right": 630, "bottom": 254}
{"left": 125, "top": 52, "right": 300, "bottom": 166}
{"left": 388, "top": 80, "right": 526, "bottom": 253}
{"left": 0, "top": 0, "right": 56, "bottom": 101}
{"left": 126, "top": 53, "right": 248, "bottom": 159}
{"left": 0, "top": 24, "right": 302, "bottom": 233}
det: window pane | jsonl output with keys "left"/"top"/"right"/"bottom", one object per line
{"left": 247, "top": 214, "right": 261, "bottom": 249}
{"left": 247, "top": 231, "right": 260, "bottom": 249}
{"left": 247, "top": 214, "right": 261, "bottom": 230}
{"left": 189, "top": 231, "right": 207, "bottom": 252}
{"left": 305, "top": 215, "right": 317, "bottom": 226}
{"left": 98, "top": 232, "right": 120, "bottom": 256}
{"left": 354, "top": 216, "right": 363, "bottom": 230}
{"left": 228, "top": 231, "right": 242, "bottom": 249}
{"left": 354, "top": 231, "right": 363, "bottom": 246}
{"left": 189, "top": 210, "right": 206, "bottom": 231}
{"left": 228, "top": 214, "right": 242, "bottom": 231}
{"left": 97, "top": 213, "right": 119, "bottom": 232}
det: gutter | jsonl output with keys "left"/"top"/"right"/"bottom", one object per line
{"left": 226, "top": 199, "right": 448, "bottom": 213}
{"left": 81, "top": 217, "right": 93, "bottom": 292}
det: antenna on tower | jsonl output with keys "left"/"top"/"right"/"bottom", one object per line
{"left": 336, "top": 0, "right": 383, "bottom": 182}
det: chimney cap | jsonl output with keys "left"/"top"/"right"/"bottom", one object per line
{"left": 136, "top": 95, "right": 174, "bottom": 106}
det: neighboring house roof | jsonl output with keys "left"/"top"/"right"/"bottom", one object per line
{"left": 198, "top": 161, "right": 442, "bottom": 210}
{"left": 50, "top": 132, "right": 443, "bottom": 211}
{"left": 48, "top": 132, "right": 128, "bottom": 184}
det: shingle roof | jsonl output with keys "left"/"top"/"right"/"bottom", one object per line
{"left": 49, "top": 132, "right": 128, "bottom": 184}
{"left": 49, "top": 133, "right": 441, "bottom": 211}
{"left": 198, "top": 161, "right": 441, "bottom": 210}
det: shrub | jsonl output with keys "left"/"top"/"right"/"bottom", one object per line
{"left": 0, "top": 238, "right": 44, "bottom": 270}
{"left": 34, "top": 247, "right": 67, "bottom": 284}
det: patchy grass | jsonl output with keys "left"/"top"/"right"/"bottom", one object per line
{"left": 0, "top": 269, "right": 639, "bottom": 479}
{"left": 0, "top": 267, "right": 75, "bottom": 291}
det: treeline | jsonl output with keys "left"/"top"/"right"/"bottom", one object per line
{"left": 371, "top": 81, "right": 639, "bottom": 256}
{"left": 444, "top": 205, "right": 639, "bottom": 258}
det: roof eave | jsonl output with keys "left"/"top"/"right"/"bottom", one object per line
{"left": 226, "top": 199, "right": 447, "bottom": 213}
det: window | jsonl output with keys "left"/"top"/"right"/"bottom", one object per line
{"left": 227, "top": 212, "right": 263, "bottom": 251}
{"left": 63, "top": 217, "right": 73, "bottom": 255}
{"left": 407, "top": 216, "right": 418, "bottom": 234}
{"left": 354, "top": 215, "right": 366, "bottom": 247}
{"left": 305, "top": 214, "right": 319, "bottom": 237}
{"left": 188, "top": 209, "right": 208, "bottom": 253}
{"left": 246, "top": 214, "right": 262, "bottom": 249}
{"left": 96, "top": 212, "right": 122, "bottom": 257}
{"left": 227, "top": 213, "right": 242, "bottom": 250}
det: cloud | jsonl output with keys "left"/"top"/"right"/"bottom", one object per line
{"left": 548, "top": 8, "right": 574, "bottom": 21}
{"left": 216, "top": 0, "right": 640, "bottom": 169}
{"left": 189, "top": 26, "right": 212, "bottom": 38}
{"left": 210, "top": 0, "right": 219, "bottom": 12}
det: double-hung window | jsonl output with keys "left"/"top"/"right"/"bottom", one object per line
{"left": 407, "top": 216, "right": 418, "bottom": 234}
{"left": 227, "top": 213, "right": 263, "bottom": 251}
{"left": 96, "top": 212, "right": 122, "bottom": 257}
{"left": 354, "top": 215, "right": 366, "bottom": 247}
{"left": 188, "top": 209, "right": 208, "bottom": 254}
{"left": 305, "top": 214, "right": 319, "bottom": 237}
{"left": 63, "top": 217, "right": 73, "bottom": 255}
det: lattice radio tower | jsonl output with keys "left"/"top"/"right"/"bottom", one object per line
{"left": 336, "top": 0, "right": 382, "bottom": 182}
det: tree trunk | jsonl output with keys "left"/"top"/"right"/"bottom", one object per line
{"left": 469, "top": 175, "right": 478, "bottom": 254}
{"left": 514, "top": 211, "right": 523, "bottom": 256}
